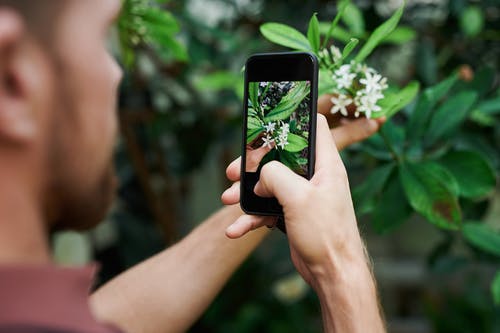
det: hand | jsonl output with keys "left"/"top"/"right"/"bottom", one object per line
{"left": 222, "top": 94, "right": 385, "bottom": 237}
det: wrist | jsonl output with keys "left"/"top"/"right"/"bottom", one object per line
{"left": 309, "top": 244, "right": 385, "bottom": 333}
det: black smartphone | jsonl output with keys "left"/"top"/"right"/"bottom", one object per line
{"left": 240, "top": 52, "right": 318, "bottom": 216}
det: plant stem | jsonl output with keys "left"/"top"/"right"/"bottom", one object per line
{"left": 379, "top": 127, "right": 401, "bottom": 164}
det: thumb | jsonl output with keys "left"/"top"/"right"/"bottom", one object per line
{"left": 254, "top": 161, "right": 309, "bottom": 207}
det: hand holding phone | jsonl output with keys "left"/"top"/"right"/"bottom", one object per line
{"left": 240, "top": 52, "right": 319, "bottom": 216}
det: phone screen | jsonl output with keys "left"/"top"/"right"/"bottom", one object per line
{"left": 245, "top": 80, "right": 311, "bottom": 176}
{"left": 241, "top": 53, "right": 318, "bottom": 216}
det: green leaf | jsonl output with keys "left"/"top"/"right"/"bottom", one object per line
{"left": 353, "top": 163, "right": 395, "bottom": 216}
{"left": 260, "top": 23, "right": 311, "bottom": 51}
{"left": 475, "top": 97, "right": 500, "bottom": 115}
{"left": 341, "top": 38, "right": 359, "bottom": 60}
{"left": 354, "top": 4, "right": 404, "bottom": 62}
{"left": 284, "top": 133, "right": 308, "bottom": 153}
{"left": 247, "top": 115, "right": 262, "bottom": 130}
{"left": 248, "top": 82, "right": 259, "bottom": 110}
{"left": 321, "top": 0, "right": 350, "bottom": 48}
{"left": 407, "top": 73, "right": 459, "bottom": 144}
{"left": 399, "top": 162, "right": 461, "bottom": 230}
{"left": 342, "top": 2, "right": 365, "bottom": 36}
{"left": 150, "top": 34, "right": 188, "bottom": 62}
{"left": 382, "top": 26, "right": 416, "bottom": 44}
{"left": 463, "top": 222, "right": 500, "bottom": 257}
{"left": 426, "top": 91, "right": 478, "bottom": 145}
{"left": 264, "top": 82, "right": 310, "bottom": 122}
{"left": 319, "top": 23, "right": 352, "bottom": 44}
{"left": 439, "top": 151, "right": 496, "bottom": 198}
{"left": 492, "top": 271, "right": 500, "bottom": 305}
{"left": 460, "top": 6, "right": 484, "bottom": 37}
{"left": 307, "top": 13, "right": 320, "bottom": 53}
{"left": 246, "top": 126, "right": 263, "bottom": 144}
{"left": 141, "top": 7, "right": 180, "bottom": 35}
{"left": 195, "top": 71, "right": 241, "bottom": 91}
{"left": 372, "top": 173, "right": 412, "bottom": 233}
{"left": 374, "top": 81, "right": 420, "bottom": 118}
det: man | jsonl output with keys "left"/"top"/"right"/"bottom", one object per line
{"left": 0, "top": 0, "right": 386, "bottom": 332}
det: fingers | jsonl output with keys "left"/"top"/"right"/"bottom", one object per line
{"left": 315, "top": 114, "right": 342, "bottom": 171}
{"left": 254, "top": 161, "right": 309, "bottom": 206}
{"left": 226, "top": 157, "right": 241, "bottom": 182}
{"left": 331, "top": 117, "right": 386, "bottom": 151}
{"left": 225, "top": 214, "right": 275, "bottom": 239}
{"left": 245, "top": 144, "right": 272, "bottom": 172}
{"left": 221, "top": 181, "right": 240, "bottom": 205}
{"left": 317, "top": 94, "right": 334, "bottom": 115}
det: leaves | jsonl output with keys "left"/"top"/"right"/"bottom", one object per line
{"left": 321, "top": 0, "right": 350, "bottom": 48}
{"left": 426, "top": 91, "right": 478, "bottom": 145}
{"left": 462, "top": 222, "right": 500, "bottom": 257}
{"left": 399, "top": 162, "right": 461, "bottom": 230}
{"left": 374, "top": 81, "right": 420, "bottom": 118}
{"left": 372, "top": 173, "right": 412, "bottom": 233}
{"left": 284, "top": 133, "right": 308, "bottom": 153}
{"left": 341, "top": 38, "right": 359, "bottom": 60}
{"left": 260, "top": 23, "right": 311, "bottom": 52}
{"left": 407, "top": 73, "right": 459, "bottom": 143}
{"left": 307, "top": 14, "right": 320, "bottom": 53}
{"left": 264, "top": 82, "right": 310, "bottom": 122}
{"left": 354, "top": 4, "right": 404, "bottom": 62}
{"left": 342, "top": 2, "right": 365, "bottom": 36}
{"left": 353, "top": 163, "right": 395, "bottom": 215}
{"left": 492, "top": 271, "right": 500, "bottom": 305}
{"left": 440, "top": 151, "right": 496, "bottom": 198}
{"left": 249, "top": 82, "right": 260, "bottom": 110}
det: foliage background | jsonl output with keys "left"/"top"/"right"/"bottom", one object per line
{"left": 51, "top": 0, "right": 500, "bottom": 332}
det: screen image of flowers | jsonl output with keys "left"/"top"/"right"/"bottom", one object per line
{"left": 246, "top": 80, "right": 311, "bottom": 177}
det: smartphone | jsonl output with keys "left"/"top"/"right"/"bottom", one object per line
{"left": 240, "top": 52, "right": 318, "bottom": 216}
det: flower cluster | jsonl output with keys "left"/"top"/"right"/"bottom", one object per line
{"left": 261, "top": 120, "right": 290, "bottom": 150}
{"left": 330, "top": 61, "right": 388, "bottom": 119}
{"left": 318, "top": 45, "right": 342, "bottom": 69}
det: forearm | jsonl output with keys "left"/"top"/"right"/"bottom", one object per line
{"left": 313, "top": 249, "right": 385, "bottom": 333}
{"left": 90, "top": 205, "right": 269, "bottom": 333}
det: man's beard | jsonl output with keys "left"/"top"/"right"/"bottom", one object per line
{"left": 49, "top": 163, "right": 117, "bottom": 231}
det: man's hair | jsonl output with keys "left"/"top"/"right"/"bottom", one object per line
{"left": 0, "top": 1, "right": 66, "bottom": 43}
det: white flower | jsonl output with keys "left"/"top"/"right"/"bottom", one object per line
{"left": 333, "top": 64, "right": 356, "bottom": 90}
{"left": 356, "top": 95, "right": 382, "bottom": 119}
{"left": 330, "top": 94, "right": 353, "bottom": 116}
{"left": 261, "top": 135, "right": 274, "bottom": 149}
{"left": 276, "top": 133, "right": 288, "bottom": 149}
{"left": 281, "top": 122, "right": 290, "bottom": 135}
{"left": 330, "top": 46, "right": 342, "bottom": 63}
{"left": 359, "top": 71, "right": 384, "bottom": 93}
{"left": 264, "top": 121, "right": 276, "bottom": 134}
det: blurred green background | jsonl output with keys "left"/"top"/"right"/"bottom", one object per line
{"left": 52, "top": 0, "right": 500, "bottom": 332}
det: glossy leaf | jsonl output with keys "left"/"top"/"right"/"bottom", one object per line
{"left": 307, "top": 13, "right": 320, "bottom": 53}
{"left": 463, "top": 222, "right": 500, "bottom": 257}
{"left": 383, "top": 26, "right": 416, "bottom": 44}
{"left": 407, "top": 73, "right": 458, "bottom": 144}
{"left": 372, "top": 173, "right": 412, "bottom": 233}
{"left": 260, "top": 23, "right": 311, "bottom": 52}
{"left": 264, "top": 82, "right": 310, "bottom": 122}
{"left": 248, "top": 82, "right": 259, "bottom": 110}
{"left": 342, "top": 38, "right": 359, "bottom": 60}
{"left": 353, "top": 163, "right": 395, "bottom": 215}
{"left": 426, "top": 91, "right": 478, "bottom": 145}
{"left": 354, "top": 4, "right": 404, "bottom": 62}
{"left": 439, "top": 151, "right": 496, "bottom": 198}
{"left": 374, "top": 81, "right": 420, "bottom": 119}
{"left": 284, "top": 133, "right": 308, "bottom": 153}
{"left": 399, "top": 162, "right": 461, "bottom": 230}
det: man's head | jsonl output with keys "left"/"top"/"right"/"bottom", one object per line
{"left": 0, "top": 0, "right": 123, "bottom": 231}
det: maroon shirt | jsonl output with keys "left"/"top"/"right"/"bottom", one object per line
{"left": 0, "top": 265, "right": 122, "bottom": 333}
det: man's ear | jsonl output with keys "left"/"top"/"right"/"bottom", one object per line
{"left": 0, "top": 9, "right": 36, "bottom": 145}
